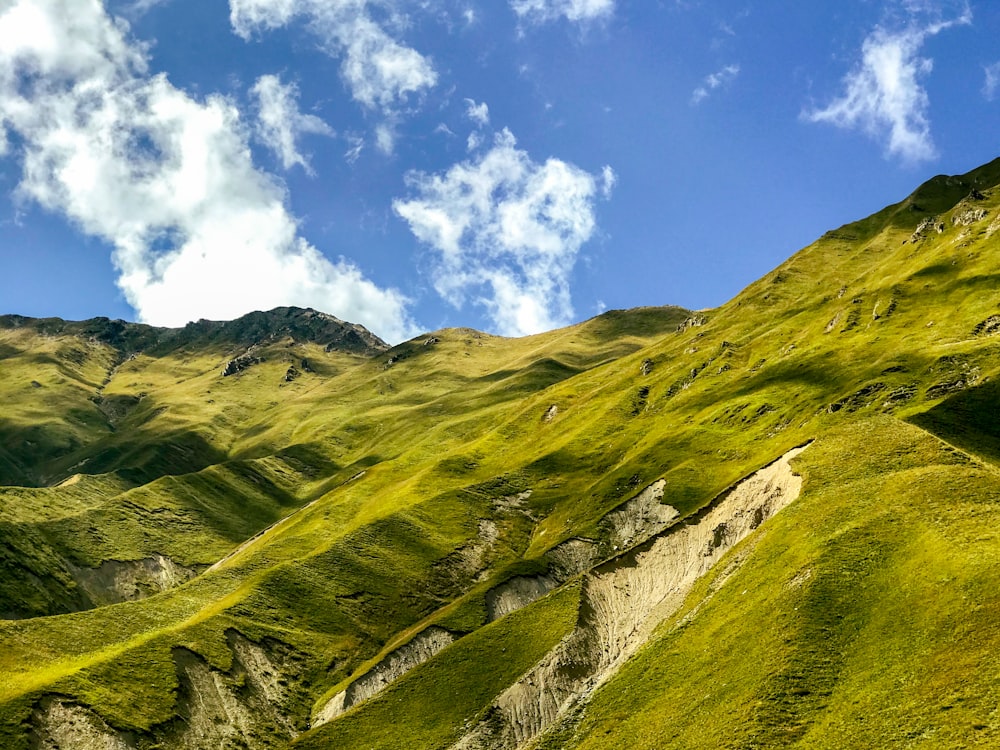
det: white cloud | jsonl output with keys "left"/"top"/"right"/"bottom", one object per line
{"left": 510, "top": 0, "right": 614, "bottom": 24}
{"left": 250, "top": 74, "right": 334, "bottom": 173}
{"left": 0, "top": 0, "right": 415, "bottom": 342}
{"left": 804, "top": 7, "right": 971, "bottom": 163}
{"left": 393, "top": 129, "right": 612, "bottom": 337}
{"left": 691, "top": 63, "right": 740, "bottom": 105}
{"left": 230, "top": 0, "right": 437, "bottom": 113}
{"left": 374, "top": 121, "right": 397, "bottom": 155}
{"left": 465, "top": 98, "right": 490, "bottom": 127}
{"left": 600, "top": 165, "right": 617, "bottom": 198}
{"left": 118, "top": 0, "right": 171, "bottom": 17}
{"left": 343, "top": 132, "right": 365, "bottom": 162}
{"left": 984, "top": 62, "right": 1000, "bottom": 102}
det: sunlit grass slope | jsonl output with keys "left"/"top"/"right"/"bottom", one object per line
{"left": 1, "top": 158, "right": 1000, "bottom": 748}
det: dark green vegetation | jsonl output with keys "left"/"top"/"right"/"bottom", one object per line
{"left": 3, "top": 159, "right": 1000, "bottom": 748}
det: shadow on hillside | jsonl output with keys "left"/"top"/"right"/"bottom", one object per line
{"left": 65, "top": 431, "right": 230, "bottom": 486}
{"left": 477, "top": 358, "right": 582, "bottom": 392}
{"left": 908, "top": 379, "right": 1000, "bottom": 465}
{"left": 0, "top": 417, "right": 230, "bottom": 488}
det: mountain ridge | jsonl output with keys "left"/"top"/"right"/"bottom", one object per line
{"left": 0, "top": 305, "right": 390, "bottom": 358}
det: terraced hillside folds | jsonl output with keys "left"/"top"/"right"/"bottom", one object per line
{"left": 4, "top": 158, "right": 1000, "bottom": 749}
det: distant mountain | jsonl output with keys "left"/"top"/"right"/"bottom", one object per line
{"left": 3, "top": 159, "right": 1000, "bottom": 750}
{"left": 0, "top": 305, "right": 389, "bottom": 357}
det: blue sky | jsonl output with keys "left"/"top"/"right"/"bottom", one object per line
{"left": 0, "top": 0, "right": 997, "bottom": 342}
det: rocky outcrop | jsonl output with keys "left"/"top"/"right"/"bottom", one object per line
{"left": 222, "top": 350, "right": 263, "bottom": 376}
{"left": 973, "top": 315, "right": 1000, "bottom": 337}
{"left": 953, "top": 207, "right": 989, "bottom": 226}
{"left": 449, "top": 445, "right": 809, "bottom": 750}
{"left": 676, "top": 314, "right": 707, "bottom": 332}
{"left": 910, "top": 216, "right": 945, "bottom": 243}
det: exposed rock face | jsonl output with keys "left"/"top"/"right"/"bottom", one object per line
{"left": 161, "top": 632, "right": 302, "bottom": 749}
{"left": 30, "top": 631, "right": 302, "bottom": 750}
{"left": 449, "top": 445, "right": 809, "bottom": 750}
{"left": 599, "top": 479, "right": 678, "bottom": 551}
{"left": 546, "top": 538, "right": 601, "bottom": 580}
{"left": 31, "top": 698, "right": 136, "bottom": 750}
{"left": 486, "top": 575, "right": 559, "bottom": 622}
{"left": 314, "top": 627, "right": 457, "bottom": 726}
{"left": 69, "top": 554, "right": 198, "bottom": 607}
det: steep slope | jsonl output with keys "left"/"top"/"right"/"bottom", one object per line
{"left": 2, "top": 158, "right": 1000, "bottom": 749}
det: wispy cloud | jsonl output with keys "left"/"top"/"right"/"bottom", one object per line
{"left": 984, "top": 62, "right": 1000, "bottom": 101}
{"left": 691, "top": 64, "right": 740, "bottom": 105}
{"left": 0, "top": 0, "right": 415, "bottom": 342}
{"left": 230, "top": 0, "right": 437, "bottom": 152}
{"left": 250, "top": 74, "right": 334, "bottom": 174}
{"left": 804, "top": 3, "right": 972, "bottom": 164}
{"left": 510, "top": 0, "right": 615, "bottom": 25}
{"left": 394, "top": 129, "right": 614, "bottom": 336}
{"left": 120, "top": 0, "right": 171, "bottom": 17}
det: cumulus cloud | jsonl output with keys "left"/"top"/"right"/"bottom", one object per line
{"left": 510, "top": 0, "right": 614, "bottom": 24}
{"left": 230, "top": 0, "right": 436, "bottom": 114}
{"left": 250, "top": 74, "right": 334, "bottom": 173}
{"left": 0, "top": 0, "right": 415, "bottom": 342}
{"left": 393, "top": 129, "right": 613, "bottom": 337}
{"left": 804, "top": 5, "right": 971, "bottom": 163}
{"left": 984, "top": 62, "right": 1000, "bottom": 102}
{"left": 691, "top": 63, "right": 740, "bottom": 105}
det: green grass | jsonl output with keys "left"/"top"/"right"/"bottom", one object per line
{"left": 2, "top": 159, "right": 1000, "bottom": 748}
{"left": 535, "top": 419, "right": 1000, "bottom": 749}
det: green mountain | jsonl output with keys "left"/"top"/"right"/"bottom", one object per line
{"left": 3, "top": 158, "right": 1000, "bottom": 749}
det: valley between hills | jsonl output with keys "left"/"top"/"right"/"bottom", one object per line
{"left": 4, "top": 158, "right": 1000, "bottom": 748}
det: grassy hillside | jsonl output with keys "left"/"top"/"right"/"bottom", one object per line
{"left": 2, "top": 158, "right": 1000, "bottom": 748}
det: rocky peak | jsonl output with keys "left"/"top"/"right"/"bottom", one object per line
{"left": 174, "top": 307, "right": 389, "bottom": 356}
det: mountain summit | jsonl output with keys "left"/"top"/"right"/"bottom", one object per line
{"left": 3, "top": 159, "right": 1000, "bottom": 749}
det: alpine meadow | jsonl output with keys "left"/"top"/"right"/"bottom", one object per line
{"left": 2, "top": 156, "right": 1000, "bottom": 749}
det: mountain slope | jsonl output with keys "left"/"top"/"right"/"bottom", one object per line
{"left": 2, "top": 158, "right": 1000, "bottom": 749}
